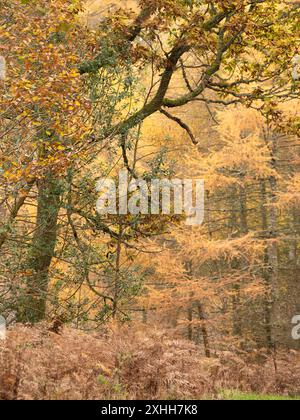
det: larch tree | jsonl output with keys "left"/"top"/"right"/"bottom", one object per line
{"left": 138, "top": 101, "right": 300, "bottom": 352}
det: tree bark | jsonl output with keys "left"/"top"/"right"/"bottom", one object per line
{"left": 260, "top": 178, "right": 278, "bottom": 349}
{"left": 18, "top": 172, "right": 61, "bottom": 323}
{"left": 260, "top": 130, "right": 279, "bottom": 349}
{"left": 197, "top": 302, "right": 211, "bottom": 358}
{"left": 185, "top": 261, "right": 211, "bottom": 356}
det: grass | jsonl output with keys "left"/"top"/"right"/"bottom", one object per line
{"left": 220, "top": 390, "right": 300, "bottom": 401}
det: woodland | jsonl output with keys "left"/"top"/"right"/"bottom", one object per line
{"left": 0, "top": 0, "right": 300, "bottom": 401}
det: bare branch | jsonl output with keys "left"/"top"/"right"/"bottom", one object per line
{"left": 159, "top": 109, "right": 198, "bottom": 145}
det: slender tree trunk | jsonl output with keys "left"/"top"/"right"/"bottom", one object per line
{"left": 197, "top": 302, "right": 211, "bottom": 358}
{"left": 260, "top": 180, "right": 274, "bottom": 348}
{"left": 206, "top": 190, "right": 213, "bottom": 240}
{"left": 18, "top": 172, "right": 61, "bottom": 323}
{"left": 229, "top": 185, "right": 243, "bottom": 337}
{"left": 112, "top": 222, "right": 123, "bottom": 319}
{"left": 187, "top": 304, "right": 193, "bottom": 341}
{"left": 234, "top": 184, "right": 249, "bottom": 337}
{"left": 239, "top": 185, "right": 249, "bottom": 234}
{"left": 288, "top": 206, "right": 298, "bottom": 265}
{"left": 267, "top": 174, "right": 279, "bottom": 344}
{"left": 185, "top": 261, "right": 210, "bottom": 355}
{"left": 259, "top": 130, "right": 279, "bottom": 348}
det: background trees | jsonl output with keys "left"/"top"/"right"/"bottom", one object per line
{"left": 139, "top": 102, "right": 300, "bottom": 353}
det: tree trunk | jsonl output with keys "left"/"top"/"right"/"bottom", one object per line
{"left": 185, "top": 261, "right": 210, "bottom": 356}
{"left": 197, "top": 302, "right": 211, "bottom": 358}
{"left": 18, "top": 172, "right": 61, "bottom": 323}
{"left": 260, "top": 178, "right": 278, "bottom": 349}
{"left": 187, "top": 306, "right": 193, "bottom": 341}
{"left": 259, "top": 130, "right": 279, "bottom": 349}
{"left": 229, "top": 185, "right": 243, "bottom": 337}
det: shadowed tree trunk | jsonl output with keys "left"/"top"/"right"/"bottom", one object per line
{"left": 197, "top": 302, "right": 211, "bottom": 358}
{"left": 18, "top": 172, "right": 61, "bottom": 323}
{"left": 229, "top": 185, "right": 243, "bottom": 337}
{"left": 260, "top": 172, "right": 279, "bottom": 349}
{"left": 259, "top": 130, "right": 279, "bottom": 349}
{"left": 260, "top": 179, "right": 273, "bottom": 348}
{"left": 185, "top": 261, "right": 211, "bottom": 356}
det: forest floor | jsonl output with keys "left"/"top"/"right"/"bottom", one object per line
{"left": 0, "top": 323, "right": 299, "bottom": 400}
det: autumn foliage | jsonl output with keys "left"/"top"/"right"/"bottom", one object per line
{"left": 1, "top": 323, "right": 300, "bottom": 400}
{"left": 0, "top": 0, "right": 300, "bottom": 400}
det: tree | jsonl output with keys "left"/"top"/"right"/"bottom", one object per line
{"left": 139, "top": 101, "right": 300, "bottom": 352}
{"left": 0, "top": 0, "right": 92, "bottom": 321}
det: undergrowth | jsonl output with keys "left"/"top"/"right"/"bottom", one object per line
{"left": 0, "top": 323, "right": 299, "bottom": 400}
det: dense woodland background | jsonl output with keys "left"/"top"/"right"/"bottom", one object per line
{"left": 0, "top": 0, "right": 300, "bottom": 400}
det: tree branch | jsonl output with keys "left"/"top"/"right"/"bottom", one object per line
{"left": 0, "top": 179, "right": 35, "bottom": 250}
{"left": 159, "top": 109, "right": 198, "bottom": 145}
